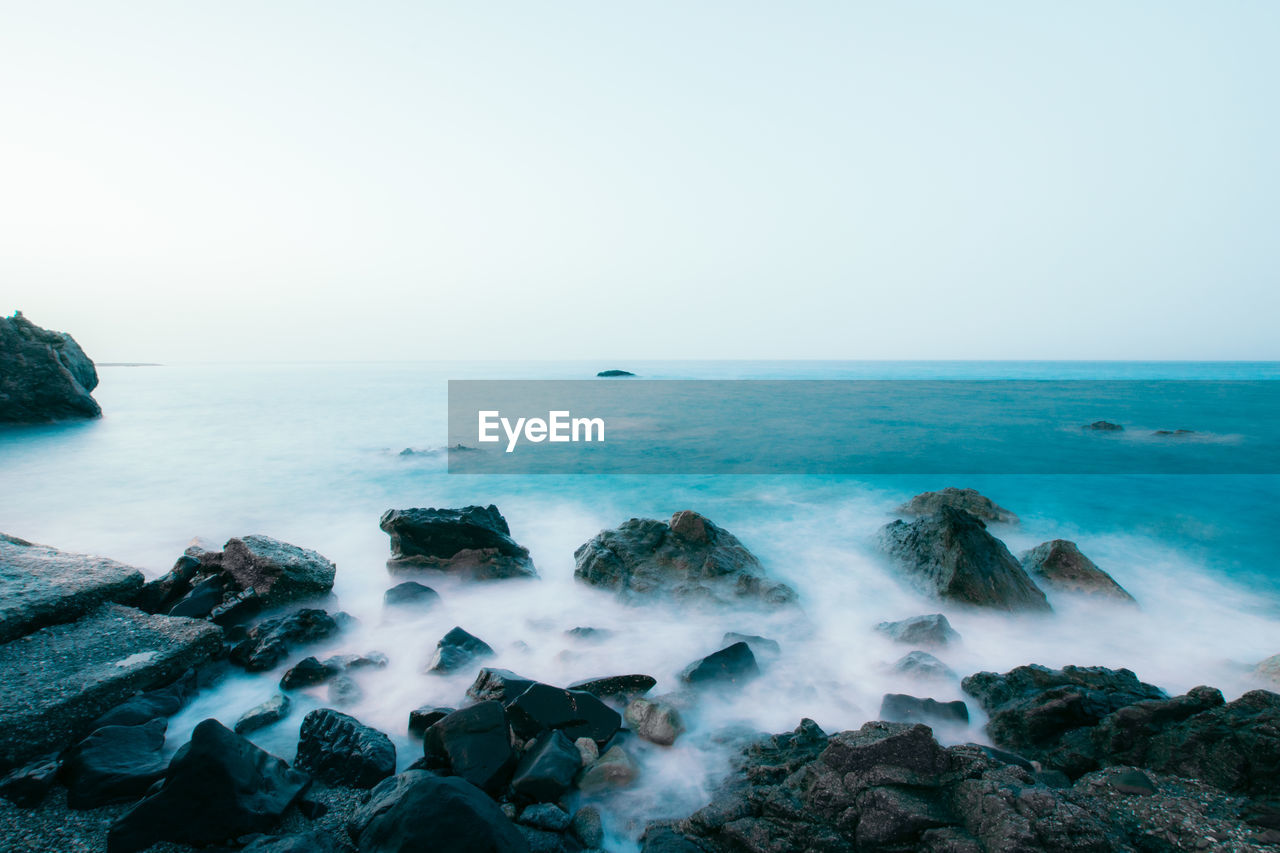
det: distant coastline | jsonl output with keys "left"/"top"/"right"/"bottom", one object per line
{"left": 97, "top": 363, "right": 162, "bottom": 368}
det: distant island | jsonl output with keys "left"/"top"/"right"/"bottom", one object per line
{"left": 596, "top": 369, "right": 635, "bottom": 377}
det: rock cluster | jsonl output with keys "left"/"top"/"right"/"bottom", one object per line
{"left": 380, "top": 505, "right": 537, "bottom": 580}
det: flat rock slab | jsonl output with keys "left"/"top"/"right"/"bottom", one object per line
{"left": 0, "top": 604, "right": 222, "bottom": 768}
{"left": 0, "top": 533, "right": 145, "bottom": 643}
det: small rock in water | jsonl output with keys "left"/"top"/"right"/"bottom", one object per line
{"left": 722, "top": 631, "right": 781, "bottom": 658}
{"left": 879, "top": 693, "right": 970, "bottom": 728}
{"left": 1085, "top": 420, "right": 1124, "bottom": 431}
{"left": 1019, "top": 539, "right": 1136, "bottom": 604}
{"left": 466, "top": 667, "right": 537, "bottom": 703}
{"left": 1152, "top": 429, "right": 1196, "bottom": 436}
{"left": 875, "top": 613, "right": 960, "bottom": 647}
{"left": 295, "top": 708, "right": 396, "bottom": 788}
{"left": 565, "top": 625, "right": 613, "bottom": 641}
{"left": 518, "top": 802, "right": 572, "bottom": 832}
{"left": 323, "top": 651, "right": 389, "bottom": 670}
{"left": 577, "top": 745, "right": 638, "bottom": 793}
{"left": 408, "top": 705, "right": 455, "bottom": 737}
{"left": 892, "top": 650, "right": 958, "bottom": 682}
{"left": 567, "top": 673, "right": 657, "bottom": 700}
{"left": 327, "top": 674, "right": 363, "bottom": 706}
{"left": 380, "top": 504, "right": 538, "bottom": 580}
{"left": 571, "top": 805, "right": 605, "bottom": 847}
{"left": 383, "top": 580, "right": 441, "bottom": 609}
{"left": 680, "top": 642, "right": 760, "bottom": 687}
{"left": 625, "top": 697, "right": 686, "bottom": 746}
{"left": 235, "top": 693, "right": 292, "bottom": 734}
{"left": 230, "top": 608, "right": 342, "bottom": 672}
{"left": 280, "top": 656, "right": 337, "bottom": 689}
{"left": 574, "top": 736, "right": 599, "bottom": 766}
{"left": 92, "top": 670, "right": 197, "bottom": 728}
{"left": 427, "top": 626, "right": 495, "bottom": 673}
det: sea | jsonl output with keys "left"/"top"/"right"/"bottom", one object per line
{"left": 2, "top": 360, "right": 1277, "bottom": 847}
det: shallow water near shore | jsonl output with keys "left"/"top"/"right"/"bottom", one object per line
{"left": 2, "top": 360, "right": 1278, "bottom": 848}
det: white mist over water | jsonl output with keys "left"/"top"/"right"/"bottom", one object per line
{"left": 2, "top": 361, "right": 1278, "bottom": 849}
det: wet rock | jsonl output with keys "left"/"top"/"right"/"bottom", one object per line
{"left": 281, "top": 656, "right": 338, "bottom": 690}
{"left": 574, "top": 737, "right": 598, "bottom": 766}
{"left": 210, "top": 587, "right": 261, "bottom": 626}
{"left": 1153, "top": 429, "right": 1196, "bottom": 436}
{"left": 166, "top": 573, "right": 225, "bottom": 618}
{"left": 327, "top": 674, "right": 363, "bottom": 706}
{"left": 133, "top": 554, "right": 203, "bottom": 614}
{"left": 892, "top": 650, "right": 958, "bottom": 681}
{"left": 879, "top": 694, "right": 970, "bottom": 728}
{"left": 241, "top": 831, "right": 345, "bottom": 853}
{"left": 348, "top": 770, "right": 528, "bottom": 853}
{"left": 408, "top": 705, "right": 455, "bottom": 737}
{"left": 296, "top": 708, "right": 396, "bottom": 788}
{"left": 1020, "top": 539, "right": 1136, "bottom": 603}
{"left": 221, "top": 535, "right": 337, "bottom": 608}
{"left": 877, "top": 507, "right": 1051, "bottom": 611}
{"left": 875, "top": 613, "right": 960, "bottom": 647}
{"left": 0, "top": 311, "right": 100, "bottom": 422}
{"left": 62, "top": 719, "right": 167, "bottom": 808}
{"left": 323, "top": 651, "right": 388, "bottom": 670}
{"left": 565, "top": 625, "right": 612, "bottom": 641}
{"left": 570, "top": 805, "right": 604, "bottom": 847}
{"left": 91, "top": 670, "right": 197, "bottom": 728}
{"left": 422, "top": 701, "right": 516, "bottom": 795}
{"left": 107, "top": 719, "right": 310, "bottom": 853}
{"left": 1085, "top": 420, "right": 1124, "bottom": 431}
{"left": 511, "top": 731, "right": 581, "bottom": 802}
{"left": 567, "top": 673, "right": 656, "bottom": 700}
{"left": 0, "top": 603, "right": 221, "bottom": 768}
{"left": 0, "top": 753, "right": 60, "bottom": 806}
{"left": 383, "top": 580, "right": 441, "bottom": 608}
{"left": 597, "top": 369, "right": 635, "bottom": 377}
{"left": 506, "top": 683, "right": 622, "bottom": 746}
{"left": 573, "top": 510, "right": 796, "bottom": 607}
{"left": 230, "top": 608, "right": 342, "bottom": 672}
{"left": 680, "top": 641, "right": 759, "bottom": 687}
{"left": 235, "top": 693, "right": 292, "bottom": 734}
{"left": 722, "top": 632, "right": 781, "bottom": 658}
{"left": 897, "top": 487, "right": 1019, "bottom": 524}
{"left": 519, "top": 803, "right": 572, "bottom": 832}
{"left": 428, "top": 625, "right": 495, "bottom": 673}
{"left": 625, "top": 697, "right": 685, "bottom": 746}
{"left": 380, "top": 505, "right": 537, "bottom": 580}
{"left": 577, "top": 745, "right": 638, "bottom": 793}
{"left": 0, "top": 533, "right": 145, "bottom": 642}
{"left": 467, "top": 667, "right": 538, "bottom": 703}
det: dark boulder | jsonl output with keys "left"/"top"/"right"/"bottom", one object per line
{"left": 897, "top": 487, "right": 1019, "bottom": 524}
{"left": 91, "top": 670, "right": 197, "bottom": 728}
{"left": 347, "top": 770, "right": 529, "bottom": 853}
{"left": 506, "top": 683, "right": 622, "bottom": 746}
{"left": 1020, "top": 539, "right": 1136, "bottom": 604}
{"left": 0, "top": 753, "right": 60, "bottom": 806}
{"left": 510, "top": 730, "right": 581, "bottom": 802}
{"left": 879, "top": 694, "right": 970, "bottom": 728}
{"left": 680, "top": 642, "right": 759, "bottom": 687}
{"left": 62, "top": 719, "right": 168, "bottom": 809}
{"left": 281, "top": 656, "right": 339, "bottom": 689}
{"left": 428, "top": 626, "right": 495, "bottom": 673}
{"left": 380, "top": 505, "right": 537, "bottom": 580}
{"left": 236, "top": 694, "right": 293, "bottom": 734}
{"left": 1085, "top": 421, "right": 1124, "bottom": 431}
{"left": 422, "top": 701, "right": 516, "bottom": 795}
{"left": 230, "top": 608, "right": 342, "bottom": 672}
{"left": 383, "top": 580, "right": 441, "bottom": 608}
{"left": 875, "top": 613, "right": 960, "bottom": 647}
{"left": 222, "top": 535, "right": 337, "bottom": 607}
{"left": 722, "top": 632, "right": 781, "bottom": 658}
{"left": 892, "top": 650, "right": 957, "bottom": 682}
{"left": 409, "top": 705, "right": 455, "bottom": 737}
{"left": 877, "top": 507, "right": 1051, "bottom": 612}
{"left": 296, "top": 708, "right": 396, "bottom": 788}
{"left": 573, "top": 511, "right": 796, "bottom": 607}
{"left": 107, "top": 719, "right": 310, "bottom": 853}
{"left": 167, "top": 574, "right": 226, "bottom": 618}
{"left": 567, "top": 673, "right": 657, "bottom": 700}
{"left": 0, "top": 311, "right": 100, "bottom": 422}
{"left": 467, "top": 668, "right": 538, "bottom": 703}
{"left": 133, "top": 553, "right": 203, "bottom": 614}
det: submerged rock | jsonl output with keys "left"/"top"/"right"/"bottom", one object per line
{"left": 896, "top": 487, "right": 1019, "bottom": 524}
{"left": 1085, "top": 420, "right": 1124, "bottom": 431}
{"left": 1020, "top": 539, "right": 1136, "bottom": 603}
{"left": 281, "top": 656, "right": 338, "bottom": 689}
{"left": 875, "top": 613, "right": 960, "bottom": 647}
{"left": 230, "top": 608, "right": 342, "bottom": 672}
{"left": 892, "top": 650, "right": 958, "bottom": 682}
{"left": 680, "top": 642, "right": 759, "bottom": 687}
{"left": 107, "top": 719, "right": 310, "bottom": 853}
{"left": 382, "top": 580, "right": 441, "bottom": 608}
{"left": 574, "top": 510, "right": 796, "bottom": 607}
{"left": 295, "top": 708, "right": 395, "bottom": 788}
{"left": 380, "top": 505, "right": 537, "bottom": 580}
{"left": 221, "top": 535, "right": 336, "bottom": 607}
{"left": 428, "top": 626, "right": 495, "bottom": 673}
{"left": 62, "top": 718, "right": 168, "bottom": 809}
{"left": 877, "top": 507, "right": 1051, "bottom": 612}
{"left": 0, "top": 311, "right": 100, "bottom": 422}
{"left": 235, "top": 693, "right": 292, "bottom": 734}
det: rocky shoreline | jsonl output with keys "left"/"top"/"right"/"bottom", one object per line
{"left": 1, "top": 491, "right": 1278, "bottom": 852}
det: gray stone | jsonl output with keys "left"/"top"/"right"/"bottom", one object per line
{"left": 235, "top": 693, "right": 292, "bottom": 734}
{"left": 518, "top": 803, "right": 572, "bottom": 832}
{"left": 380, "top": 505, "right": 537, "bottom": 580}
{"left": 221, "top": 535, "right": 336, "bottom": 607}
{"left": 875, "top": 613, "right": 961, "bottom": 647}
{"left": 892, "top": 650, "right": 958, "bottom": 681}
{"left": 897, "top": 487, "right": 1018, "bottom": 523}
{"left": 1020, "top": 539, "right": 1136, "bottom": 603}
{"left": 625, "top": 697, "right": 685, "bottom": 746}
{"left": 0, "top": 311, "right": 100, "bottom": 422}
{"left": 327, "top": 674, "right": 363, "bottom": 706}
{"left": 570, "top": 805, "right": 604, "bottom": 847}
{"left": 576, "top": 745, "right": 638, "bottom": 793}
{"left": 0, "top": 533, "right": 145, "bottom": 642}
{"left": 0, "top": 604, "right": 221, "bottom": 767}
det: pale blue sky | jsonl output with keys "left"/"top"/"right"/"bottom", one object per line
{"left": 1, "top": 2, "right": 1276, "bottom": 361}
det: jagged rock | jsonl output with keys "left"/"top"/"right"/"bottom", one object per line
{"left": 380, "top": 505, "right": 537, "bottom": 580}
{"left": 235, "top": 694, "right": 293, "bottom": 734}
{"left": 0, "top": 311, "right": 100, "bottom": 422}
{"left": 625, "top": 697, "right": 685, "bottom": 746}
{"left": 107, "top": 719, "right": 310, "bottom": 853}
{"left": 567, "top": 673, "right": 656, "bottom": 700}
{"left": 422, "top": 701, "right": 516, "bottom": 795}
{"left": 383, "top": 580, "right": 441, "bottom": 608}
{"left": 230, "top": 608, "right": 342, "bottom": 672}
{"left": 892, "top": 650, "right": 958, "bottom": 681}
{"left": 577, "top": 745, "right": 638, "bottom": 793}
{"left": 680, "top": 642, "right": 759, "bottom": 687}
{"left": 573, "top": 511, "right": 796, "bottom": 607}
{"left": 879, "top": 694, "right": 970, "bottom": 728}
{"left": 468, "top": 668, "right": 538, "bottom": 703}
{"left": 897, "top": 487, "right": 1019, "bottom": 523}
{"left": 280, "top": 656, "right": 338, "bottom": 689}
{"left": 1085, "top": 421, "right": 1124, "bottom": 431}
{"left": 91, "top": 670, "right": 197, "bottom": 728}
{"left": 221, "top": 536, "right": 336, "bottom": 607}
{"left": 875, "top": 613, "right": 960, "bottom": 647}
{"left": 347, "top": 770, "right": 529, "bottom": 853}
{"left": 296, "top": 708, "right": 395, "bottom": 788}
{"left": 0, "top": 604, "right": 221, "bottom": 768}
{"left": 409, "top": 706, "right": 455, "bottom": 737}
{"left": 511, "top": 730, "right": 581, "bottom": 802}
{"left": 0, "top": 753, "right": 60, "bottom": 806}
{"left": 506, "top": 683, "right": 622, "bottom": 746}
{"left": 0, "top": 533, "right": 145, "bottom": 642}
{"left": 428, "top": 626, "right": 495, "bottom": 673}
{"left": 62, "top": 719, "right": 167, "bottom": 809}
{"left": 877, "top": 507, "right": 1051, "bottom": 612}
{"left": 241, "top": 831, "right": 345, "bottom": 853}
{"left": 1020, "top": 540, "right": 1136, "bottom": 603}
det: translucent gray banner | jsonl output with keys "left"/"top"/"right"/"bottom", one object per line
{"left": 446, "top": 380, "right": 1279, "bottom": 474}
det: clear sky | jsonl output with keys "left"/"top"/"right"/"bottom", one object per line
{"left": 1, "top": 2, "right": 1276, "bottom": 362}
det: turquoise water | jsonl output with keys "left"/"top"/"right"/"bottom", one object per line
{"left": 2, "top": 361, "right": 1277, "bottom": 844}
